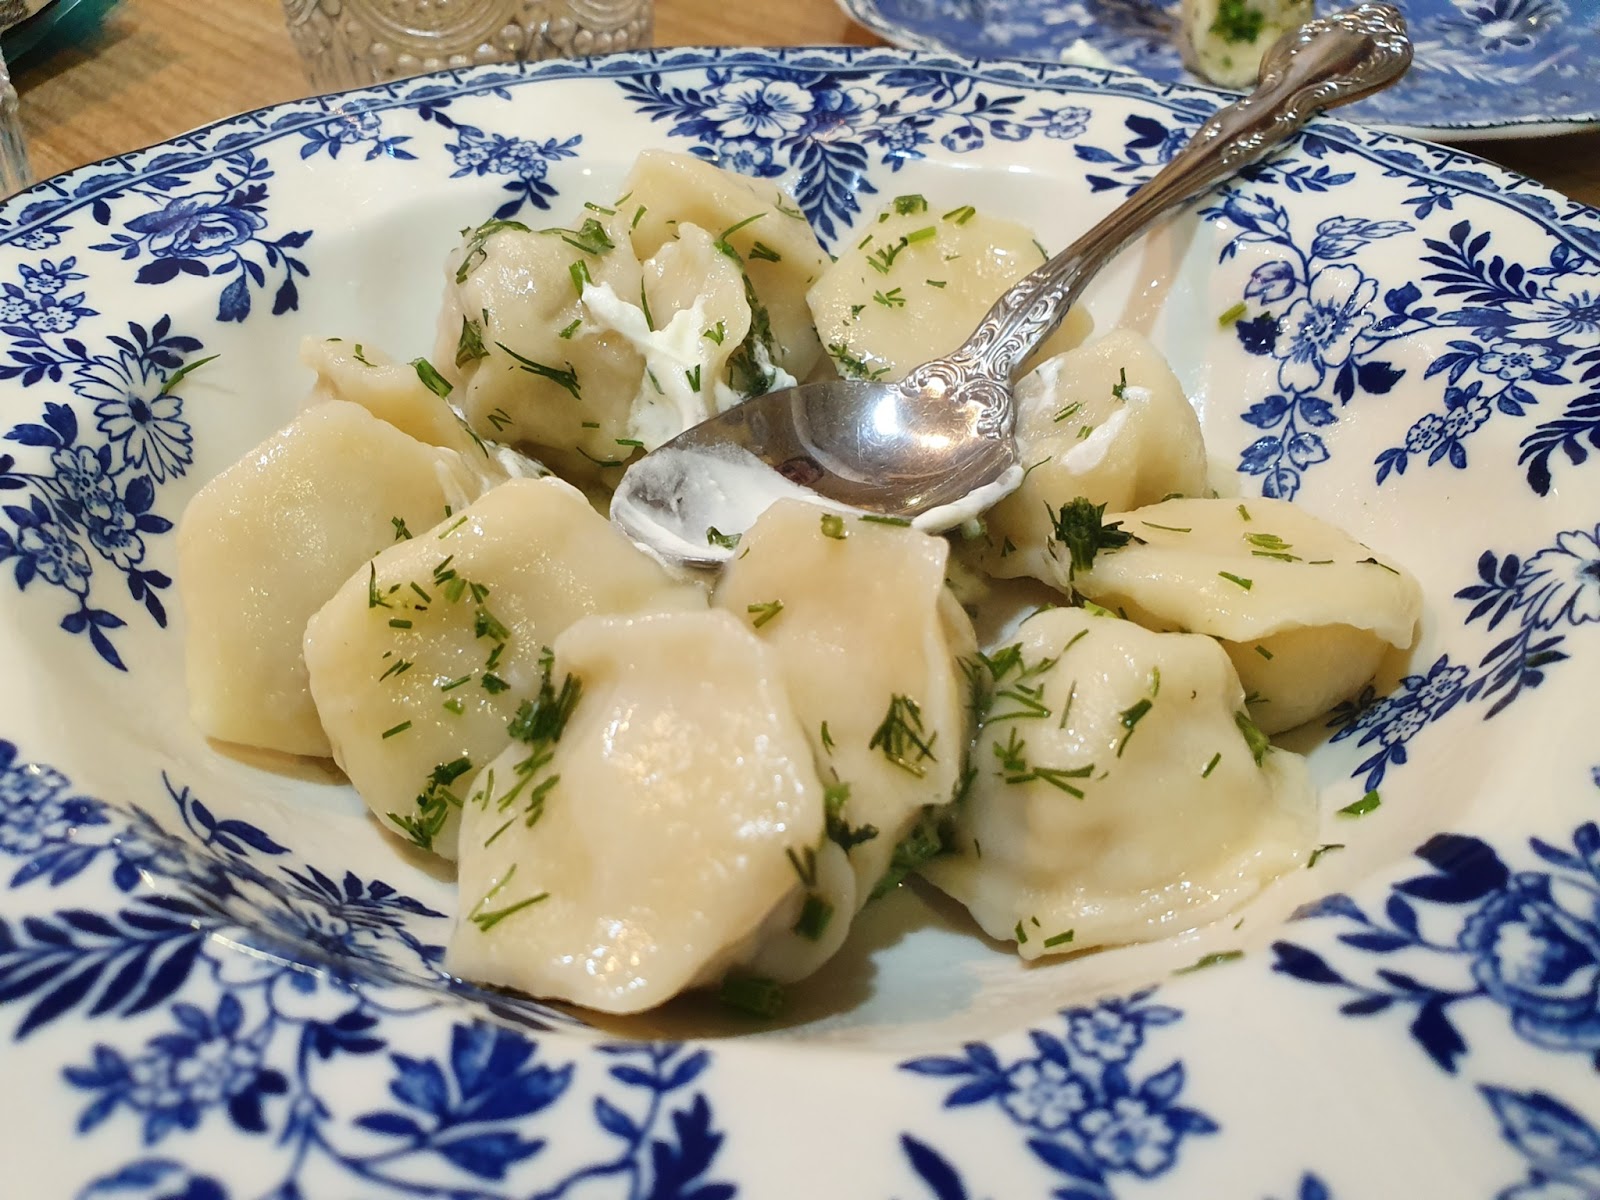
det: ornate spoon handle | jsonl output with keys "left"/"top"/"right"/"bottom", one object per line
{"left": 936, "top": 2, "right": 1411, "bottom": 390}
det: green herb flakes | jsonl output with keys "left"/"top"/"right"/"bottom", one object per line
{"left": 1339, "top": 791, "right": 1382, "bottom": 818}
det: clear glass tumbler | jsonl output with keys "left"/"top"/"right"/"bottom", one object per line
{"left": 0, "top": 44, "right": 30, "bottom": 198}
{"left": 282, "top": 0, "right": 654, "bottom": 93}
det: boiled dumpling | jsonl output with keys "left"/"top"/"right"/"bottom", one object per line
{"left": 623, "top": 149, "right": 829, "bottom": 385}
{"left": 971, "top": 329, "right": 1209, "bottom": 584}
{"left": 807, "top": 194, "right": 1092, "bottom": 383}
{"left": 302, "top": 477, "right": 706, "bottom": 858}
{"left": 713, "top": 499, "right": 975, "bottom": 903}
{"left": 1180, "top": 0, "right": 1312, "bottom": 88}
{"left": 577, "top": 222, "right": 753, "bottom": 450}
{"left": 447, "top": 608, "right": 826, "bottom": 1014}
{"left": 300, "top": 337, "right": 488, "bottom": 461}
{"left": 921, "top": 606, "right": 1314, "bottom": 955}
{"left": 1074, "top": 497, "right": 1423, "bottom": 732}
{"left": 439, "top": 209, "right": 646, "bottom": 482}
{"left": 178, "top": 400, "right": 496, "bottom": 757}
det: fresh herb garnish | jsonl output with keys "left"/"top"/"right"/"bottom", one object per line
{"left": 747, "top": 600, "right": 784, "bottom": 628}
{"left": 1174, "top": 950, "right": 1245, "bottom": 974}
{"left": 869, "top": 695, "right": 937, "bottom": 777}
{"left": 823, "top": 781, "right": 877, "bottom": 851}
{"left": 159, "top": 353, "right": 220, "bottom": 397}
{"left": 1050, "top": 497, "right": 1135, "bottom": 578}
{"left": 719, "top": 973, "right": 784, "bottom": 1018}
{"left": 456, "top": 316, "right": 488, "bottom": 367}
{"left": 386, "top": 756, "right": 475, "bottom": 851}
{"left": 1210, "top": 0, "right": 1264, "bottom": 42}
{"left": 456, "top": 218, "right": 531, "bottom": 283}
{"left": 411, "top": 357, "right": 453, "bottom": 399}
{"left": 1307, "top": 843, "right": 1345, "bottom": 868}
{"left": 1339, "top": 790, "right": 1382, "bottom": 817}
{"left": 467, "top": 864, "right": 549, "bottom": 933}
{"left": 1235, "top": 709, "right": 1271, "bottom": 766}
{"left": 496, "top": 342, "right": 581, "bottom": 401}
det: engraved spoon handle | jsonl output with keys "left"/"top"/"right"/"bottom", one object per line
{"left": 941, "top": 2, "right": 1412, "bottom": 387}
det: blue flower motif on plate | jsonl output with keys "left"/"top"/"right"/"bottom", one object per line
{"left": 897, "top": 1136, "right": 1333, "bottom": 1199}
{"left": 900, "top": 989, "right": 1215, "bottom": 1197}
{"left": 286, "top": 102, "right": 420, "bottom": 163}
{"left": 1200, "top": 187, "right": 1414, "bottom": 500}
{"left": 0, "top": 271, "right": 203, "bottom": 668}
{"left": 87, "top": 151, "right": 312, "bottom": 324}
{"left": 1326, "top": 523, "right": 1597, "bottom": 789}
{"left": 402, "top": 76, "right": 583, "bottom": 220}
{"left": 1483, "top": 1084, "right": 1600, "bottom": 1200}
{"left": 1200, "top": 196, "right": 1600, "bottom": 501}
{"left": 618, "top": 63, "right": 1138, "bottom": 242}
{"left": 0, "top": 736, "right": 732, "bottom": 1199}
{"left": 1371, "top": 225, "right": 1599, "bottom": 494}
{"left": 1273, "top": 770, "right": 1600, "bottom": 1073}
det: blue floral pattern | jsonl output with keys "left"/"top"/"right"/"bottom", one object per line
{"left": 0, "top": 735, "right": 729, "bottom": 1199}
{"left": 618, "top": 64, "right": 1137, "bottom": 241}
{"left": 1325, "top": 523, "right": 1598, "bottom": 790}
{"left": 1483, "top": 1084, "right": 1600, "bottom": 1200}
{"left": 286, "top": 101, "right": 419, "bottom": 163}
{"left": 0, "top": 277, "right": 201, "bottom": 667}
{"left": 1273, "top": 803, "right": 1600, "bottom": 1073}
{"left": 900, "top": 991, "right": 1217, "bottom": 1197}
{"left": 87, "top": 152, "right": 311, "bottom": 324}
{"left": 842, "top": 0, "right": 1600, "bottom": 133}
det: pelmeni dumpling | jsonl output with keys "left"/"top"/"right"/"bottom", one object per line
{"left": 623, "top": 149, "right": 829, "bottom": 384}
{"left": 300, "top": 337, "right": 487, "bottom": 460}
{"left": 439, "top": 209, "right": 646, "bottom": 482}
{"left": 1180, "top": 0, "right": 1312, "bottom": 87}
{"left": 302, "top": 477, "right": 706, "bottom": 858}
{"left": 972, "top": 329, "right": 1209, "bottom": 584}
{"left": 807, "top": 194, "right": 1092, "bottom": 383}
{"left": 576, "top": 222, "right": 753, "bottom": 450}
{"left": 448, "top": 609, "right": 826, "bottom": 1014}
{"left": 1074, "top": 497, "right": 1423, "bottom": 733}
{"left": 713, "top": 499, "right": 975, "bottom": 902}
{"left": 178, "top": 400, "right": 498, "bottom": 757}
{"left": 922, "top": 607, "right": 1314, "bottom": 956}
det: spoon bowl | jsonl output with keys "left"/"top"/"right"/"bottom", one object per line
{"left": 611, "top": 3, "right": 1413, "bottom": 568}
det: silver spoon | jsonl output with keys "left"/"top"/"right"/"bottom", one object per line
{"left": 611, "top": 3, "right": 1412, "bottom": 568}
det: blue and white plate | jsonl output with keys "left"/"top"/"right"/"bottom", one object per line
{"left": 840, "top": 0, "right": 1600, "bottom": 138}
{"left": 0, "top": 46, "right": 1597, "bottom": 1199}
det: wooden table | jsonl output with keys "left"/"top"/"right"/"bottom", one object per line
{"left": 13, "top": 0, "right": 1600, "bottom": 208}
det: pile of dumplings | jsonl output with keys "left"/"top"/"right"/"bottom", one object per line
{"left": 178, "top": 150, "right": 1422, "bottom": 1015}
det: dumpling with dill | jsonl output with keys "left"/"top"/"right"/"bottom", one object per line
{"left": 178, "top": 395, "right": 505, "bottom": 758}
{"left": 302, "top": 476, "right": 706, "bottom": 859}
{"left": 713, "top": 499, "right": 977, "bottom": 906}
{"left": 922, "top": 606, "right": 1315, "bottom": 956}
{"left": 448, "top": 608, "right": 829, "bottom": 1015}
{"left": 622, "top": 149, "right": 831, "bottom": 386}
{"left": 807, "top": 193, "right": 1092, "bottom": 385}
{"left": 1072, "top": 497, "right": 1423, "bottom": 733}
{"left": 964, "top": 328, "right": 1209, "bottom": 588}
{"left": 438, "top": 205, "right": 648, "bottom": 485}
